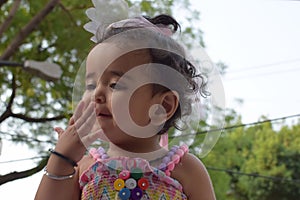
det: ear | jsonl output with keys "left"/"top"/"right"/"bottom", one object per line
{"left": 160, "top": 90, "right": 179, "bottom": 120}
{"left": 149, "top": 90, "right": 179, "bottom": 126}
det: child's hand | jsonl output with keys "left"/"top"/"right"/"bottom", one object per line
{"left": 54, "top": 116, "right": 75, "bottom": 139}
{"left": 54, "top": 127, "right": 64, "bottom": 139}
{"left": 53, "top": 101, "right": 102, "bottom": 163}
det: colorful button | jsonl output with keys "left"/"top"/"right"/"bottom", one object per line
{"left": 131, "top": 167, "right": 143, "bottom": 180}
{"left": 125, "top": 178, "right": 137, "bottom": 189}
{"left": 131, "top": 187, "right": 143, "bottom": 200}
{"left": 138, "top": 178, "right": 149, "bottom": 190}
{"left": 114, "top": 178, "right": 125, "bottom": 191}
{"left": 119, "top": 170, "right": 130, "bottom": 180}
{"left": 118, "top": 188, "right": 131, "bottom": 200}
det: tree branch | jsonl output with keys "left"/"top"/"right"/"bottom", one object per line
{"left": 0, "top": 157, "right": 48, "bottom": 185}
{"left": 0, "top": 130, "right": 54, "bottom": 144}
{"left": 0, "top": 74, "right": 16, "bottom": 123}
{"left": 10, "top": 113, "right": 66, "bottom": 123}
{"left": 58, "top": 2, "right": 76, "bottom": 26}
{"left": 0, "top": 0, "right": 8, "bottom": 8}
{"left": 0, "top": 0, "right": 61, "bottom": 60}
{"left": 0, "top": 0, "right": 21, "bottom": 38}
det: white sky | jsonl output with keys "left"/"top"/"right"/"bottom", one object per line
{"left": 1, "top": 0, "right": 300, "bottom": 199}
{"left": 194, "top": 0, "right": 300, "bottom": 124}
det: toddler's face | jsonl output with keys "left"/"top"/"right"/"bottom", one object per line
{"left": 85, "top": 43, "right": 164, "bottom": 145}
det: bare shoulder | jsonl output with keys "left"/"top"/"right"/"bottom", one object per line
{"left": 171, "top": 153, "right": 216, "bottom": 200}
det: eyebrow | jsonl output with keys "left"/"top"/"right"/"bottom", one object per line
{"left": 85, "top": 70, "right": 132, "bottom": 80}
{"left": 107, "top": 70, "right": 132, "bottom": 80}
{"left": 109, "top": 70, "right": 124, "bottom": 77}
{"left": 86, "top": 72, "right": 95, "bottom": 80}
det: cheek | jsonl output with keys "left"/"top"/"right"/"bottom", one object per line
{"left": 111, "top": 90, "right": 151, "bottom": 126}
{"left": 128, "top": 95, "right": 151, "bottom": 126}
{"left": 82, "top": 91, "right": 93, "bottom": 104}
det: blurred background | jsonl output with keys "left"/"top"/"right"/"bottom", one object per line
{"left": 1, "top": 0, "right": 300, "bottom": 199}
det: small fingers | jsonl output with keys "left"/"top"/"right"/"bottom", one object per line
{"left": 81, "top": 129, "right": 104, "bottom": 147}
{"left": 54, "top": 127, "right": 64, "bottom": 134}
{"left": 68, "top": 117, "right": 75, "bottom": 126}
{"left": 73, "top": 101, "right": 85, "bottom": 122}
{"left": 77, "top": 110, "right": 97, "bottom": 138}
{"left": 75, "top": 101, "right": 95, "bottom": 129}
{"left": 54, "top": 127, "right": 64, "bottom": 139}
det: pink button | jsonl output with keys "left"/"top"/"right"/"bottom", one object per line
{"left": 119, "top": 170, "right": 130, "bottom": 180}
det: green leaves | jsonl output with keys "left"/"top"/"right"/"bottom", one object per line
{"left": 202, "top": 118, "right": 300, "bottom": 199}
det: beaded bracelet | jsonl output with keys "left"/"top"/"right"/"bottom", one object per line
{"left": 44, "top": 167, "right": 76, "bottom": 180}
{"left": 49, "top": 149, "right": 78, "bottom": 167}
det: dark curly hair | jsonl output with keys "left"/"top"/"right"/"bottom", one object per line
{"left": 96, "top": 14, "right": 209, "bottom": 134}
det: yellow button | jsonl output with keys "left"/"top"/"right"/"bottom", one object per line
{"left": 114, "top": 178, "right": 125, "bottom": 191}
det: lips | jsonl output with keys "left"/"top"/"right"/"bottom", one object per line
{"left": 96, "top": 107, "right": 112, "bottom": 119}
{"left": 98, "top": 113, "right": 112, "bottom": 118}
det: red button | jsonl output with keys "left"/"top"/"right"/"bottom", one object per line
{"left": 138, "top": 178, "right": 149, "bottom": 190}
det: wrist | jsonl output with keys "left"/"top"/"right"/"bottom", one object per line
{"left": 46, "top": 155, "right": 76, "bottom": 175}
{"left": 49, "top": 149, "right": 78, "bottom": 167}
{"left": 44, "top": 166, "right": 76, "bottom": 181}
{"left": 46, "top": 149, "right": 78, "bottom": 176}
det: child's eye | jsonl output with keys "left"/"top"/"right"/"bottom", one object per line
{"left": 86, "top": 84, "right": 96, "bottom": 91}
{"left": 109, "top": 82, "right": 126, "bottom": 90}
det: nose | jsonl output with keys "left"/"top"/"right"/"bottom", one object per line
{"left": 93, "top": 84, "right": 106, "bottom": 104}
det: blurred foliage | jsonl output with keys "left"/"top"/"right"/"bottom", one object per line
{"left": 201, "top": 112, "right": 300, "bottom": 199}
{"left": 1, "top": 0, "right": 93, "bottom": 154}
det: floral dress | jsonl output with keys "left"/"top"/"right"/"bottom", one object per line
{"left": 79, "top": 145, "right": 188, "bottom": 200}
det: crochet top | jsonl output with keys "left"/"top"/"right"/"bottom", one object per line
{"left": 79, "top": 145, "right": 188, "bottom": 200}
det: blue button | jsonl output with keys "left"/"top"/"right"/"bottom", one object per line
{"left": 118, "top": 188, "right": 131, "bottom": 200}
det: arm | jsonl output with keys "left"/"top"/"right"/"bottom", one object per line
{"left": 35, "top": 101, "right": 98, "bottom": 200}
{"left": 172, "top": 153, "right": 216, "bottom": 200}
{"left": 34, "top": 155, "right": 81, "bottom": 200}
